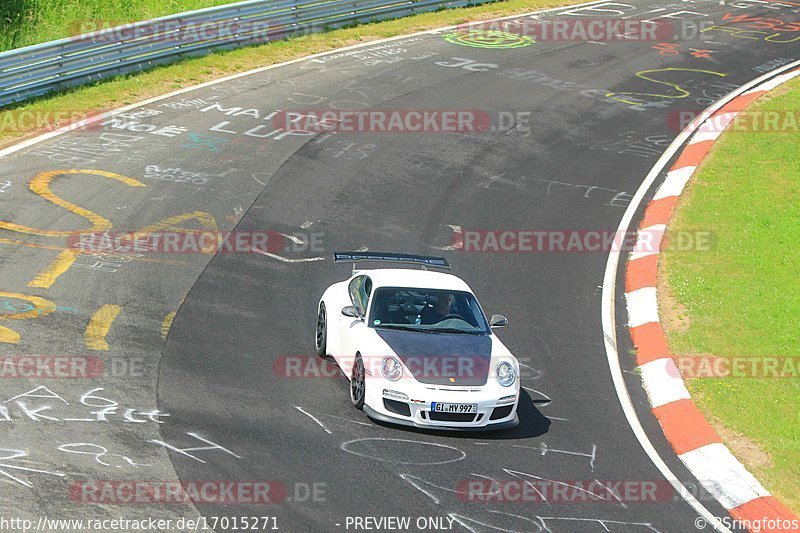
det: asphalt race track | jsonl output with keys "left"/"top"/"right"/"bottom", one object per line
{"left": 1, "top": 0, "right": 798, "bottom": 531}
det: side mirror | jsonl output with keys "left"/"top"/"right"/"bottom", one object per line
{"left": 489, "top": 314, "right": 508, "bottom": 327}
{"left": 341, "top": 306, "right": 360, "bottom": 318}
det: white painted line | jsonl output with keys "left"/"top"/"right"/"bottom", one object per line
{"left": 280, "top": 233, "right": 305, "bottom": 245}
{"left": 601, "top": 58, "right": 800, "bottom": 533}
{"left": 250, "top": 247, "right": 326, "bottom": 263}
{"left": 639, "top": 358, "right": 691, "bottom": 408}
{"left": 741, "top": 69, "right": 800, "bottom": 94}
{"left": 654, "top": 166, "right": 696, "bottom": 200}
{"left": 294, "top": 406, "right": 333, "bottom": 434}
{"left": 625, "top": 287, "right": 659, "bottom": 328}
{"left": 680, "top": 443, "right": 771, "bottom": 510}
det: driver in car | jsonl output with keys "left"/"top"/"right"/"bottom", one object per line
{"left": 420, "top": 293, "right": 458, "bottom": 324}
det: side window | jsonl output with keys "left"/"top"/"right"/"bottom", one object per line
{"left": 347, "top": 276, "right": 372, "bottom": 316}
{"left": 348, "top": 277, "right": 360, "bottom": 309}
{"left": 362, "top": 278, "right": 372, "bottom": 311}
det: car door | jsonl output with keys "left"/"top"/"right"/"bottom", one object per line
{"left": 336, "top": 275, "right": 372, "bottom": 375}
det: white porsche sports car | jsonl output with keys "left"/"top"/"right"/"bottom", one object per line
{"left": 315, "top": 252, "right": 520, "bottom": 431}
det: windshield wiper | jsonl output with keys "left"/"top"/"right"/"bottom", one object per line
{"left": 427, "top": 327, "right": 480, "bottom": 335}
{"left": 376, "top": 324, "right": 430, "bottom": 332}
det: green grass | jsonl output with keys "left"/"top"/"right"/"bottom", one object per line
{"left": 0, "top": 0, "right": 239, "bottom": 51}
{"left": 660, "top": 77, "right": 800, "bottom": 512}
{"left": 0, "top": 0, "right": 586, "bottom": 147}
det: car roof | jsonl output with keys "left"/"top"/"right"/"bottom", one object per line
{"left": 352, "top": 268, "right": 473, "bottom": 292}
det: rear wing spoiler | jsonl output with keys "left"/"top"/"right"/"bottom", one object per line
{"left": 333, "top": 252, "right": 450, "bottom": 271}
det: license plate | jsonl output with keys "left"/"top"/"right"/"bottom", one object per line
{"left": 431, "top": 402, "right": 478, "bottom": 414}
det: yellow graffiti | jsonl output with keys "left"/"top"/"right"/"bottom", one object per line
{"left": 0, "top": 237, "right": 188, "bottom": 265}
{"left": 0, "top": 292, "right": 58, "bottom": 344}
{"left": 607, "top": 68, "right": 727, "bottom": 106}
{"left": 701, "top": 24, "right": 800, "bottom": 44}
{"left": 765, "top": 33, "right": 800, "bottom": 43}
{"left": 0, "top": 170, "right": 217, "bottom": 296}
{"left": 28, "top": 249, "right": 79, "bottom": 288}
{"left": 161, "top": 310, "right": 177, "bottom": 341}
{"left": 84, "top": 304, "right": 122, "bottom": 351}
{"left": 0, "top": 236, "right": 75, "bottom": 252}
{"left": 0, "top": 326, "right": 20, "bottom": 344}
{"left": 702, "top": 25, "right": 766, "bottom": 40}
{"left": 0, "top": 292, "right": 57, "bottom": 320}
{"left": 134, "top": 211, "right": 218, "bottom": 234}
{"left": 0, "top": 169, "right": 145, "bottom": 236}
{"left": 134, "top": 211, "right": 219, "bottom": 253}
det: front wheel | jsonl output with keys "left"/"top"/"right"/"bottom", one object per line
{"left": 315, "top": 303, "right": 327, "bottom": 357}
{"left": 350, "top": 354, "right": 365, "bottom": 410}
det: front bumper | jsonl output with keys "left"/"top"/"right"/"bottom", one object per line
{"left": 363, "top": 380, "right": 520, "bottom": 431}
{"left": 364, "top": 404, "right": 519, "bottom": 431}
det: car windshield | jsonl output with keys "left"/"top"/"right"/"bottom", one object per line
{"left": 368, "top": 287, "right": 490, "bottom": 334}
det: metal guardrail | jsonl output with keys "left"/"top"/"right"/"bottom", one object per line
{"left": 0, "top": 0, "right": 490, "bottom": 108}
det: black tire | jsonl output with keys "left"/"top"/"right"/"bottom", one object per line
{"left": 350, "top": 354, "right": 366, "bottom": 410}
{"left": 315, "top": 303, "right": 327, "bottom": 357}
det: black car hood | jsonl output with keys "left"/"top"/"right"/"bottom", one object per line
{"left": 375, "top": 329, "right": 491, "bottom": 386}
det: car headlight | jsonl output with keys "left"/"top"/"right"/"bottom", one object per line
{"left": 381, "top": 357, "right": 403, "bottom": 381}
{"left": 496, "top": 362, "right": 516, "bottom": 387}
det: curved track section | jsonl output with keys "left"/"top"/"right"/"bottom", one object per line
{"left": 0, "top": 1, "right": 798, "bottom": 531}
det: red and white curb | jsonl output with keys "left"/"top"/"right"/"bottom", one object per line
{"left": 625, "top": 68, "right": 800, "bottom": 531}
